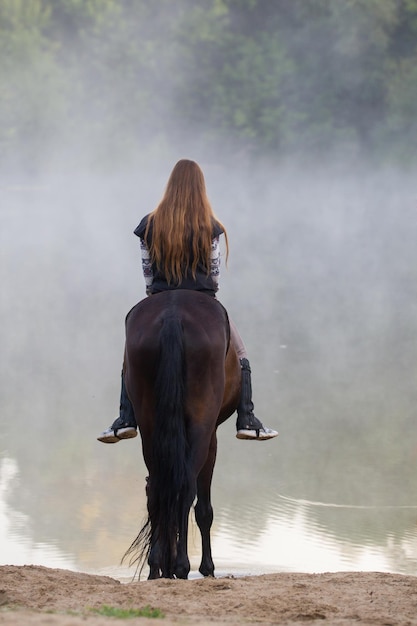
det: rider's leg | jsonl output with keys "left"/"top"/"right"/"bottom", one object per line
{"left": 97, "top": 369, "right": 138, "bottom": 443}
{"left": 229, "top": 318, "right": 278, "bottom": 441}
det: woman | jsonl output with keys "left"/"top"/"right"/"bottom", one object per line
{"left": 98, "top": 159, "right": 278, "bottom": 443}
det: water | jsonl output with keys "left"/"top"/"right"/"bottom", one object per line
{"left": 1, "top": 448, "right": 416, "bottom": 579}
{"left": 1, "top": 168, "right": 416, "bottom": 580}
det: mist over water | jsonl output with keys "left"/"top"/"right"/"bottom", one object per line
{"left": 1, "top": 1, "right": 417, "bottom": 578}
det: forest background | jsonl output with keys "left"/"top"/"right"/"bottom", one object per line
{"left": 1, "top": 0, "right": 417, "bottom": 176}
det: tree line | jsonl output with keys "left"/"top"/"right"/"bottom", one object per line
{"left": 1, "top": 0, "right": 417, "bottom": 174}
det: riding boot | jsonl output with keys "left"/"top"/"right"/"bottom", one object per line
{"left": 236, "top": 358, "right": 278, "bottom": 441}
{"left": 97, "top": 371, "right": 138, "bottom": 443}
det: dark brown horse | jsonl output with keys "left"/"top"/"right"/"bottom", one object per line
{"left": 122, "top": 289, "right": 240, "bottom": 579}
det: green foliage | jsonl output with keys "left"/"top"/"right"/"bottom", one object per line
{"left": 0, "top": 0, "right": 63, "bottom": 171}
{"left": 90, "top": 605, "right": 164, "bottom": 618}
{"left": 1, "top": 0, "right": 417, "bottom": 172}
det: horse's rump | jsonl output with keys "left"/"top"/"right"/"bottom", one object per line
{"left": 124, "top": 290, "right": 233, "bottom": 439}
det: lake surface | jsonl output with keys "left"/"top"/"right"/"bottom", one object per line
{"left": 1, "top": 445, "right": 416, "bottom": 580}
{"left": 1, "top": 168, "right": 416, "bottom": 580}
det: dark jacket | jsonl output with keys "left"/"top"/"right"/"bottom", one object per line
{"left": 134, "top": 214, "right": 223, "bottom": 296}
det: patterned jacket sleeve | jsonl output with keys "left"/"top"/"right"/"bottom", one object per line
{"left": 140, "top": 238, "right": 154, "bottom": 295}
{"left": 210, "top": 236, "right": 221, "bottom": 292}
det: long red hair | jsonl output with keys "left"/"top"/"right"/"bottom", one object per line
{"left": 145, "top": 159, "right": 229, "bottom": 284}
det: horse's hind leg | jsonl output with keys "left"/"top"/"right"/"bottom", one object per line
{"left": 195, "top": 433, "right": 217, "bottom": 577}
{"left": 148, "top": 541, "right": 161, "bottom": 579}
{"left": 174, "top": 489, "right": 195, "bottom": 579}
{"left": 145, "top": 476, "right": 163, "bottom": 579}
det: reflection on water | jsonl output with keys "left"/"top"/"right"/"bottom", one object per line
{"left": 211, "top": 494, "right": 417, "bottom": 576}
{"left": 0, "top": 458, "right": 76, "bottom": 569}
{"left": 1, "top": 171, "right": 417, "bottom": 580}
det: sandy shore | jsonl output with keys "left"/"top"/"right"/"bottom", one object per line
{"left": 0, "top": 565, "right": 416, "bottom": 625}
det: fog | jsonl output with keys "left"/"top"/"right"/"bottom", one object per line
{"left": 2, "top": 162, "right": 416, "bottom": 574}
{"left": 1, "top": 1, "right": 417, "bottom": 576}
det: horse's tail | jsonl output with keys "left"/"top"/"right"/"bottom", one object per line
{"left": 151, "top": 314, "right": 193, "bottom": 576}
{"left": 124, "top": 314, "right": 193, "bottom": 578}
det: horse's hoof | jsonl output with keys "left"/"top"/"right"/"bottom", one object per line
{"left": 174, "top": 566, "right": 190, "bottom": 580}
{"left": 199, "top": 566, "right": 215, "bottom": 577}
